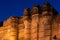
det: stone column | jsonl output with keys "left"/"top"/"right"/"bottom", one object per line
{"left": 18, "top": 24, "right": 25, "bottom": 40}
{"left": 31, "top": 14, "right": 39, "bottom": 40}
{"left": 3, "top": 16, "right": 19, "bottom": 40}
{"left": 8, "top": 17, "right": 18, "bottom": 40}
{"left": 39, "top": 17, "right": 45, "bottom": 40}
{"left": 18, "top": 17, "right": 25, "bottom": 40}
{"left": 52, "top": 22, "right": 58, "bottom": 40}
{"left": 24, "top": 16, "right": 31, "bottom": 40}
{"left": 39, "top": 16, "right": 52, "bottom": 40}
{"left": 57, "top": 23, "right": 60, "bottom": 40}
{"left": 7, "top": 26, "right": 17, "bottom": 40}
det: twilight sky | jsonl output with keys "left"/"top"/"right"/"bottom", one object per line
{"left": 0, "top": 0, "right": 60, "bottom": 22}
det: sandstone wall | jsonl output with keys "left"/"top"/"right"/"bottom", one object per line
{"left": 0, "top": 2, "right": 60, "bottom": 40}
{"left": 18, "top": 17, "right": 25, "bottom": 40}
{"left": 31, "top": 14, "right": 39, "bottom": 40}
{"left": 23, "top": 16, "right": 31, "bottom": 40}
{"left": 0, "top": 16, "right": 19, "bottom": 40}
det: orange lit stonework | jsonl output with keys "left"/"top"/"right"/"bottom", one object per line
{"left": 0, "top": 2, "right": 60, "bottom": 40}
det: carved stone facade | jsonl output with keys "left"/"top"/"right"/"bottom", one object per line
{"left": 0, "top": 2, "right": 60, "bottom": 40}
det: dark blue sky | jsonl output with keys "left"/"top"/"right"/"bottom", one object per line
{"left": 0, "top": 0, "right": 60, "bottom": 22}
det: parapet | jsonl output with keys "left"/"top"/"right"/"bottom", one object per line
{"left": 3, "top": 16, "right": 19, "bottom": 27}
{"left": 24, "top": 8, "right": 30, "bottom": 16}
{"left": 41, "top": 2, "right": 58, "bottom": 16}
{"left": 31, "top": 4, "right": 41, "bottom": 15}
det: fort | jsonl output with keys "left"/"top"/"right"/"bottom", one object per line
{"left": 0, "top": 2, "right": 60, "bottom": 40}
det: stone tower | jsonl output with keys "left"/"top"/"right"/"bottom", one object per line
{"left": 0, "top": 2, "right": 60, "bottom": 40}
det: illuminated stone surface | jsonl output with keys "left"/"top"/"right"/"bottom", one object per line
{"left": 0, "top": 2, "right": 60, "bottom": 40}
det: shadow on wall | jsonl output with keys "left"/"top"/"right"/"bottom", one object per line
{"left": 0, "top": 21, "right": 3, "bottom": 27}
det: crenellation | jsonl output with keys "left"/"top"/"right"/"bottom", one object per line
{"left": 24, "top": 8, "right": 31, "bottom": 16}
{"left": 18, "top": 16, "right": 25, "bottom": 40}
{"left": 3, "top": 16, "right": 19, "bottom": 27}
{"left": 31, "top": 5, "right": 41, "bottom": 15}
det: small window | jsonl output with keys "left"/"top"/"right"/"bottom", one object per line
{"left": 53, "top": 35, "right": 57, "bottom": 40}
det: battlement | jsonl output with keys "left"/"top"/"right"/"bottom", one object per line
{"left": 1, "top": 2, "right": 58, "bottom": 28}
{"left": 3, "top": 16, "right": 19, "bottom": 27}
{"left": 24, "top": 2, "right": 58, "bottom": 17}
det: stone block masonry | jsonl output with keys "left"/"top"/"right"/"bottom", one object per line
{"left": 0, "top": 2, "right": 60, "bottom": 40}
